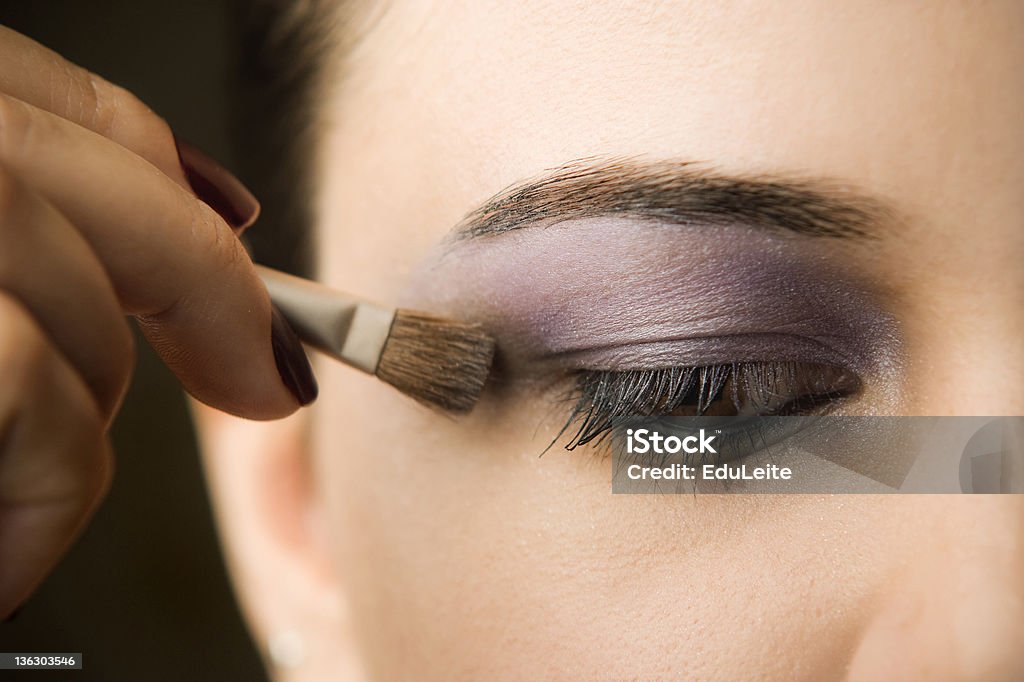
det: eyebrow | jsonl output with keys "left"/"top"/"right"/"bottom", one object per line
{"left": 454, "top": 158, "right": 891, "bottom": 240}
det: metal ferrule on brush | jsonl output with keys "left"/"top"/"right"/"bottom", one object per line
{"left": 257, "top": 265, "right": 495, "bottom": 413}
{"left": 258, "top": 266, "right": 395, "bottom": 374}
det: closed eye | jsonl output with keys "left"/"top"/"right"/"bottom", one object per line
{"left": 556, "top": 361, "right": 861, "bottom": 451}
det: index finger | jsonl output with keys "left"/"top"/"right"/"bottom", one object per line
{"left": 0, "top": 25, "right": 259, "bottom": 231}
{"left": 0, "top": 94, "right": 315, "bottom": 419}
{"left": 0, "top": 25, "right": 184, "bottom": 185}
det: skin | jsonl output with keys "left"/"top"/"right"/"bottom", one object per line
{"left": 3, "top": 1, "right": 1020, "bottom": 680}
{"left": 196, "top": 1, "right": 1023, "bottom": 680}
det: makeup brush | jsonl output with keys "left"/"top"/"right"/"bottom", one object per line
{"left": 257, "top": 266, "right": 495, "bottom": 413}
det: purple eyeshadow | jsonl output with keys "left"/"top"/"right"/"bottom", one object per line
{"left": 400, "top": 218, "right": 902, "bottom": 378}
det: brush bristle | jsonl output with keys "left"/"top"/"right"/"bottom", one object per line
{"left": 376, "top": 311, "right": 496, "bottom": 413}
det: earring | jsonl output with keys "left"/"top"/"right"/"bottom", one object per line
{"left": 268, "top": 630, "right": 307, "bottom": 669}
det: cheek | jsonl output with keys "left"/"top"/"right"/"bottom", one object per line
{"left": 312, "top": 360, "right": 913, "bottom": 678}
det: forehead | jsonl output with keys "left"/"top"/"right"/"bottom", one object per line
{"left": 337, "top": 2, "right": 1016, "bottom": 175}
{"left": 318, "top": 2, "right": 1021, "bottom": 298}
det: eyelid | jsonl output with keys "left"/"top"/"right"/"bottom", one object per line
{"left": 403, "top": 219, "right": 903, "bottom": 383}
{"left": 533, "top": 333, "right": 864, "bottom": 374}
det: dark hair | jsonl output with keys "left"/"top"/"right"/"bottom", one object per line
{"left": 228, "top": 0, "right": 339, "bottom": 276}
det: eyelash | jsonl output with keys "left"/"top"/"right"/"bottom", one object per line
{"left": 557, "top": 361, "right": 860, "bottom": 451}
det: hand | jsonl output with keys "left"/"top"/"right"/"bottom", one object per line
{"left": 0, "top": 25, "right": 317, "bottom": 618}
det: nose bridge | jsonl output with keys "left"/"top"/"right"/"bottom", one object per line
{"left": 848, "top": 496, "right": 1024, "bottom": 681}
{"left": 896, "top": 213, "right": 1023, "bottom": 416}
{"left": 904, "top": 288, "right": 1024, "bottom": 416}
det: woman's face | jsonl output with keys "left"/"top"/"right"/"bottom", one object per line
{"left": 207, "top": 2, "right": 1024, "bottom": 679}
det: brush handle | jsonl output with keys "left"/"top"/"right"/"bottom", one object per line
{"left": 256, "top": 266, "right": 396, "bottom": 374}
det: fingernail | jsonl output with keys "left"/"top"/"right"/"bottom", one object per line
{"left": 3, "top": 604, "right": 24, "bottom": 623}
{"left": 270, "top": 305, "right": 318, "bottom": 406}
{"left": 175, "top": 136, "right": 261, "bottom": 232}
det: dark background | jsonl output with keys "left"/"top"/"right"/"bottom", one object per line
{"left": 0, "top": 2, "right": 268, "bottom": 680}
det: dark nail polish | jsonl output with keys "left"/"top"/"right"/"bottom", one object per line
{"left": 175, "top": 136, "right": 261, "bottom": 232}
{"left": 270, "top": 305, "right": 318, "bottom": 406}
{"left": 3, "top": 604, "right": 24, "bottom": 623}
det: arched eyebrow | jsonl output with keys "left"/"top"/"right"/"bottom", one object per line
{"left": 453, "top": 158, "right": 893, "bottom": 240}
